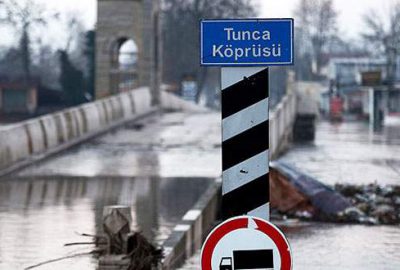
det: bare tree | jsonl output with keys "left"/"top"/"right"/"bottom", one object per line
{"left": 363, "top": 2, "right": 400, "bottom": 89}
{"left": 63, "top": 12, "right": 85, "bottom": 53}
{"left": 34, "top": 40, "right": 60, "bottom": 89}
{"left": 0, "top": 0, "right": 56, "bottom": 81}
{"left": 61, "top": 12, "right": 87, "bottom": 75}
{"left": 294, "top": 0, "right": 338, "bottom": 78}
{"left": 162, "top": 0, "right": 256, "bottom": 103}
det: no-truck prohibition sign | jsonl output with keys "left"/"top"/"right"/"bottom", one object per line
{"left": 201, "top": 216, "right": 292, "bottom": 270}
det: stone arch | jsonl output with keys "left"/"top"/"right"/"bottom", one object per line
{"left": 110, "top": 38, "right": 138, "bottom": 68}
{"left": 108, "top": 37, "right": 139, "bottom": 93}
{"left": 95, "top": 0, "right": 160, "bottom": 100}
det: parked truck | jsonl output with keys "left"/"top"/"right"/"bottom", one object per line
{"left": 219, "top": 249, "right": 274, "bottom": 270}
{"left": 293, "top": 82, "right": 320, "bottom": 141}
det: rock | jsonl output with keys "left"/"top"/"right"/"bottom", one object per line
{"left": 374, "top": 196, "right": 392, "bottom": 205}
{"left": 393, "top": 186, "right": 400, "bottom": 196}
{"left": 335, "top": 184, "right": 361, "bottom": 197}
{"left": 295, "top": 210, "right": 313, "bottom": 219}
{"left": 393, "top": 197, "right": 400, "bottom": 206}
{"left": 372, "top": 205, "right": 397, "bottom": 224}
{"left": 338, "top": 207, "right": 366, "bottom": 223}
{"left": 358, "top": 216, "right": 379, "bottom": 225}
{"left": 380, "top": 186, "right": 395, "bottom": 197}
{"left": 355, "top": 202, "right": 370, "bottom": 213}
{"left": 354, "top": 193, "right": 369, "bottom": 203}
{"left": 364, "top": 183, "right": 379, "bottom": 194}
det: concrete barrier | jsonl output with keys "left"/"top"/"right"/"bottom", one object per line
{"left": 0, "top": 87, "right": 165, "bottom": 174}
{"left": 39, "top": 115, "right": 58, "bottom": 149}
{"left": 162, "top": 181, "right": 221, "bottom": 270}
{"left": 160, "top": 91, "right": 208, "bottom": 113}
{"left": 79, "top": 103, "right": 101, "bottom": 133}
{"left": 0, "top": 87, "right": 209, "bottom": 175}
{"left": 132, "top": 87, "right": 152, "bottom": 113}
{"left": 270, "top": 92, "right": 297, "bottom": 159}
{"left": 0, "top": 125, "right": 30, "bottom": 166}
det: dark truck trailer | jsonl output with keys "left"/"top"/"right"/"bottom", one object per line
{"left": 220, "top": 249, "right": 274, "bottom": 270}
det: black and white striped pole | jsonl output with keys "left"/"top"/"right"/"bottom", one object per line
{"left": 221, "top": 67, "right": 270, "bottom": 220}
{"left": 200, "top": 19, "right": 293, "bottom": 221}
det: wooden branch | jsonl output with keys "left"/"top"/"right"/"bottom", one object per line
{"left": 24, "top": 251, "right": 100, "bottom": 270}
{"left": 64, "top": 242, "right": 96, "bottom": 246}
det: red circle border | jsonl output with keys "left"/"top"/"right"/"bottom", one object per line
{"left": 200, "top": 216, "right": 292, "bottom": 270}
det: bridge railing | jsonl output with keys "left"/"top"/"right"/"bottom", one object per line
{"left": 0, "top": 87, "right": 201, "bottom": 176}
{"left": 270, "top": 91, "right": 297, "bottom": 158}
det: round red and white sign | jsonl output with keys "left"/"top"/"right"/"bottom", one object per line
{"left": 201, "top": 216, "right": 292, "bottom": 270}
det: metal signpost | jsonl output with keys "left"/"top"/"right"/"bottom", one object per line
{"left": 200, "top": 19, "right": 294, "bottom": 221}
{"left": 200, "top": 19, "right": 293, "bottom": 270}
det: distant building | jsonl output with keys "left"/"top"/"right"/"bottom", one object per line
{"left": 324, "top": 57, "right": 400, "bottom": 128}
{"left": 325, "top": 58, "right": 382, "bottom": 114}
{"left": 328, "top": 57, "right": 387, "bottom": 87}
{"left": 0, "top": 81, "right": 38, "bottom": 115}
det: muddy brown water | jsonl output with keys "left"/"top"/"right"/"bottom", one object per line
{"left": 0, "top": 176, "right": 214, "bottom": 269}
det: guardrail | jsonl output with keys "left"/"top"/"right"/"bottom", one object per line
{"left": 0, "top": 88, "right": 204, "bottom": 176}
{"left": 162, "top": 181, "right": 221, "bottom": 270}
{"left": 270, "top": 92, "right": 297, "bottom": 158}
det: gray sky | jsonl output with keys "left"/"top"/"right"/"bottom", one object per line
{"left": 0, "top": 0, "right": 97, "bottom": 49}
{"left": 0, "top": 0, "right": 396, "bottom": 49}
{"left": 259, "top": 0, "right": 396, "bottom": 39}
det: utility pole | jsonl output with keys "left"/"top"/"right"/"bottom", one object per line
{"left": 151, "top": 0, "right": 163, "bottom": 106}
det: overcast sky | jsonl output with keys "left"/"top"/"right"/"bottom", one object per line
{"left": 0, "top": 0, "right": 396, "bottom": 49}
{"left": 259, "top": 0, "right": 396, "bottom": 39}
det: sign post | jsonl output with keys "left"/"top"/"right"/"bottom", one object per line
{"left": 201, "top": 19, "right": 294, "bottom": 221}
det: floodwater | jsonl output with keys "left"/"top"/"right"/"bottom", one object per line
{"left": 178, "top": 222, "right": 400, "bottom": 270}
{"left": 0, "top": 111, "right": 221, "bottom": 270}
{"left": 279, "top": 119, "right": 400, "bottom": 270}
{"left": 281, "top": 120, "right": 400, "bottom": 186}
{"left": 282, "top": 222, "right": 400, "bottom": 270}
{"left": 18, "top": 112, "right": 221, "bottom": 179}
{"left": 0, "top": 176, "right": 213, "bottom": 269}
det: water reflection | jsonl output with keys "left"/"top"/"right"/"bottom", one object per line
{"left": 0, "top": 176, "right": 213, "bottom": 269}
{"left": 281, "top": 120, "right": 400, "bottom": 185}
{"left": 383, "top": 125, "right": 400, "bottom": 144}
{"left": 282, "top": 222, "right": 400, "bottom": 270}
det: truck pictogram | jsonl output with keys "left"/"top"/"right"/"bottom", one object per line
{"left": 219, "top": 249, "right": 274, "bottom": 270}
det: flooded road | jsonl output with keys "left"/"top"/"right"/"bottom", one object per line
{"left": 178, "top": 222, "right": 400, "bottom": 270}
{"left": 18, "top": 111, "right": 221, "bottom": 179}
{"left": 281, "top": 120, "right": 400, "bottom": 186}
{"left": 0, "top": 111, "right": 221, "bottom": 269}
{"left": 279, "top": 119, "right": 400, "bottom": 269}
{"left": 2, "top": 109, "right": 400, "bottom": 269}
{"left": 284, "top": 222, "right": 400, "bottom": 270}
{"left": 0, "top": 176, "right": 214, "bottom": 269}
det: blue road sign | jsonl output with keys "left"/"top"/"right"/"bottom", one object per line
{"left": 200, "top": 19, "right": 293, "bottom": 66}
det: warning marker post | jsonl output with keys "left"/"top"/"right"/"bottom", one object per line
{"left": 200, "top": 19, "right": 294, "bottom": 220}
